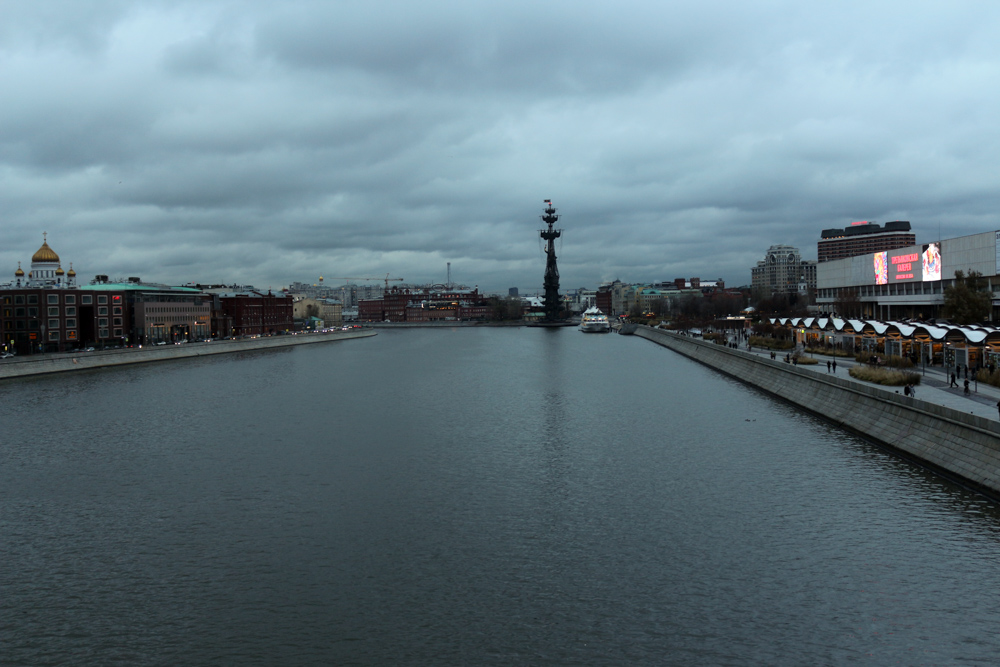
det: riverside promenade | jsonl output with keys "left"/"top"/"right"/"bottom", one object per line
{"left": 0, "top": 328, "right": 376, "bottom": 380}
{"left": 637, "top": 326, "right": 1000, "bottom": 499}
{"left": 742, "top": 339, "right": 1000, "bottom": 421}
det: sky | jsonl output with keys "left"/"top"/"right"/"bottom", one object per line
{"left": 3, "top": 1, "right": 1000, "bottom": 294}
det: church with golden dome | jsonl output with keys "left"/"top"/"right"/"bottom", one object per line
{"left": 3, "top": 234, "right": 292, "bottom": 357}
{"left": 13, "top": 233, "right": 77, "bottom": 289}
{"left": 2, "top": 234, "right": 114, "bottom": 355}
{"left": 3, "top": 234, "right": 225, "bottom": 356}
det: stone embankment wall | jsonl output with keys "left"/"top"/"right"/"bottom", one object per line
{"left": 0, "top": 329, "right": 376, "bottom": 380}
{"left": 637, "top": 327, "right": 1000, "bottom": 498}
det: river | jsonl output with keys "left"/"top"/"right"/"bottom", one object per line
{"left": 3, "top": 327, "right": 1000, "bottom": 665}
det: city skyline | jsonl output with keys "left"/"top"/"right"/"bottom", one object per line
{"left": 3, "top": 2, "right": 999, "bottom": 291}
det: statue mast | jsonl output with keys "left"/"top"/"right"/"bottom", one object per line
{"left": 539, "top": 199, "right": 563, "bottom": 322}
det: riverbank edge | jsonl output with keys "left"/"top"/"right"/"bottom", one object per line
{"left": 637, "top": 326, "right": 1000, "bottom": 499}
{"left": 0, "top": 329, "right": 376, "bottom": 380}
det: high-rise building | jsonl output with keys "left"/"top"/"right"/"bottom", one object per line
{"left": 818, "top": 221, "right": 915, "bottom": 262}
{"left": 751, "top": 245, "right": 816, "bottom": 297}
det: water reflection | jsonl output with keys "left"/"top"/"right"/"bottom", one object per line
{"left": 3, "top": 327, "right": 1000, "bottom": 665}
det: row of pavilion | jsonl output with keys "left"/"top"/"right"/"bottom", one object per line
{"left": 766, "top": 317, "right": 1000, "bottom": 370}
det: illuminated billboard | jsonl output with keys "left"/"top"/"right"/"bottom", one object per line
{"left": 922, "top": 243, "right": 941, "bottom": 281}
{"left": 874, "top": 252, "right": 888, "bottom": 285}
{"left": 873, "top": 244, "right": 943, "bottom": 283}
{"left": 889, "top": 250, "right": 919, "bottom": 281}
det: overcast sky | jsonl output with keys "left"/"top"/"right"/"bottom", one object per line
{"left": 3, "top": 1, "right": 999, "bottom": 293}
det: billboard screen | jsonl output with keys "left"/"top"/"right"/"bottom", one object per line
{"left": 872, "top": 244, "right": 943, "bottom": 284}
{"left": 874, "top": 252, "right": 888, "bottom": 285}
{"left": 922, "top": 243, "right": 941, "bottom": 282}
{"left": 889, "top": 250, "right": 919, "bottom": 281}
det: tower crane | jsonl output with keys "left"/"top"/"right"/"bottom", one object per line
{"left": 329, "top": 274, "right": 404, "bottom": 290}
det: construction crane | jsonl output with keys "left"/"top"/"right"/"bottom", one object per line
{"left": 329, "top": 274, "right": 404, "bottom": 290}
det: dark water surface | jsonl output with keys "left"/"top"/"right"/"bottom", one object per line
{"left": 4, "top": 327, "right": 1000, "bottom": 665}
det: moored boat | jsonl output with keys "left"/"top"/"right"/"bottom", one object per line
{"left": 579, "top": 307, "right": 611, "bottom": 333}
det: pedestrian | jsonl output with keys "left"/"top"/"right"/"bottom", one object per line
{"left": 950, "top": 372, "right": 957, "bottom": 388}
{"left": 996, "top": 399, "right": 1000, "bottom": 420}
{"left": 904, "top": 384, "right": 911, "bottom": 397}
{"left": 964, "top": 379, "right": 970, "bottom": 395}
{"left": 910, "top": 384, "right": 915, "bottom": 398}
{"left": 832, "top": 360, "right": 837, "bottom": 373}
{"left": 826, "top": 360, "right": 831, "bottom": 373}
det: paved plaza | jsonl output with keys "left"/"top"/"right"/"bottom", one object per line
{"left": 738, "top": 342, "right": 1000, "bottom": 421}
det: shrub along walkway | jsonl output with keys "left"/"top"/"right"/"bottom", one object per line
{"left": 734, "top": 339, "right": 1000, "bottom": 421}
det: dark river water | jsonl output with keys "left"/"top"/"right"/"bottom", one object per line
{"left": 4, "top": 327, "right": 1000, "bottom": 665}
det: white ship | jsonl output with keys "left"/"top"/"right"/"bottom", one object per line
{"left": 579, "top": 307, "right": 611, "bottom": 333}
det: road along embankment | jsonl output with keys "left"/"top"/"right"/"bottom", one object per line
{"left": 637, "top": 326, "right": 1000, "bottom": 499}
{"left": 0, "top": 329, "right": 376, "bottom": 380}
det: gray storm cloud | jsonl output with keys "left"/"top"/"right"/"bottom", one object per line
{"left": 2, "top": 1, "right": 999, "bottom": 291}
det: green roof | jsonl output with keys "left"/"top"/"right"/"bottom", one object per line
{"left": 81, "top": 283, "right": 201, "bottom": 292}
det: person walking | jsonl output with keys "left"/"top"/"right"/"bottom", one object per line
{"left": 826, "top": 360, "right": 831, "bottom": 373}
{"left": 910, "top": 384, "right": 915, "bottom": 398}
{"left": 996, "top": 399, "right": 1000, "bottom": 420}
{"left": 964, "top": 379, "right": 970, "bottom": 395}
{"left": 904, "top": 385, "right": 911, "bottom": 397}
{"left": 832, "top": 359, "right": 837, "bottom": 373}
{"left": 950, "top": 372, "right": 957, "bottom": 388}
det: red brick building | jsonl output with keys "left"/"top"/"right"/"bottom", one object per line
{"left": 360, "top": 287, "right": 491, "bottom": 322}
{"left": 213, "top": 291, "right": 293, "bottom": 337}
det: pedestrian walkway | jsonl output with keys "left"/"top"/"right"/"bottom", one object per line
{"left": 742, "top": 343, "right": 1000, "bottom": 421}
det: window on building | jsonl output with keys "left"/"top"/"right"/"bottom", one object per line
{"left": 113, "top": 317, "right": 122, "bottom": 326}
{"left": 47, "top": 294, "right": 58, "bottom": 304}
{"left": 48, "top": 331, "right": 59, "bottom": 341}
{"left": 15, "top": 307, "right": 25, "bottom": 317}
{"left": 81, "top": 295, "right": 93, "bottom": 305}
{"left": 27, "top": 295, "right": 37, "bottom": 304}
{"left": 48, "top": 319, "right": 59, "bottom": 329}
{"left": 65, "top": 295, "right": 75, "bottom": 304}
{"left": 15, "top": 295, "right": 25, "bottom": 305}
{"left": 113, "top": 306, "right": 122, "bottom": 316}
{"left": 48, "top": 306, "right": 59, "bottom": 316}
{"left": 99, "top": 318, "right": 108, "bottom": 326}
{"left": 99, "top": 328, "right": 109, "bottom": 338}
{"left": 67, "top": 330, "right": 77, "bottom": 340}
{"left": 15, "top": 321, "right": 25, "bottom": 330}
{"left": 28, "top": 320, "right": 38, "bottom": 330}
{"left": 28, "top": 307, "right": 37, "bottom": 317}
{"left": 65, "top": 306, "right": 76, "bottom": 316}
{"left": 98, "top": 307, "right": 108, "bottom": 316}
{"left": 98, "top": 295, "right": 108, "bottom": 305}
{"left": 113, "top": 328, "right": 123, "bottom": 336}
{"left": 65, "top": 318, "right": 76, "bottom": 328}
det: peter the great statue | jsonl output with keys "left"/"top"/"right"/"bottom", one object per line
{"left": 539, "top": 199, "right": 563, "bottom": 322}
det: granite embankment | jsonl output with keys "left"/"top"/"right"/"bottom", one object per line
{"left": 0, "top": 329, "right": 376, "bottom": 380}
{"left": 637, "top": 326, "right": 1000, "bottom": 498}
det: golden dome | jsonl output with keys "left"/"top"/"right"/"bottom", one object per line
{"left": 15, "top": 262, "right": 24, "bottom": 277}
{"left": 68, "top": 263, "right": 76, "bottom": 277}
{"left": 56, "top": 265, "right": 65, "bottom": 275}
{"left": 32, "top": 234, "right": 60, "bottom": 263}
